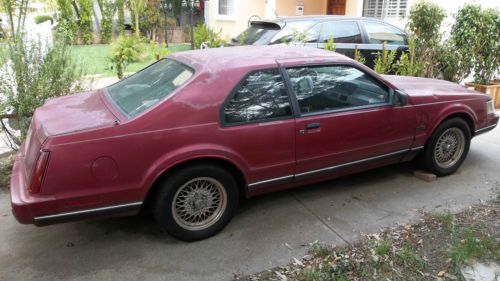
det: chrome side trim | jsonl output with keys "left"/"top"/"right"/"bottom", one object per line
{"left": 34, "top": 202, "right": 143, "bottom": 224}
{"left": 295, "top": 149, "right": 408, "bottom": 178}
{"left": 247, "top": 174, "right": 294, "bottom": 188}
{"left": 475, "top": 124, "right": 497, "bottom": 135}
{"left": 410, "top": 146, "right": 424, "bottom": 151}
{"left": 248, "top": 148, "right": 411, "bottom": 188}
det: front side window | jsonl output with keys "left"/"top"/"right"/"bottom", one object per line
{"left": 286, "top": 65, "right": 390, "bottom": 114}
{"left": 223, "top": 69, "right": 292, "bottom": 124}
{"left": 106, "top": 59, "right": 193, "bottom": 118}
{"left": 362, "top": 21, "right": 405, "bottom": 45}
{"left": 319, "top": 21, "right": 362, "bottom": 43}
{"left": 218, "top": 0, "right": 234, "bottom": 16}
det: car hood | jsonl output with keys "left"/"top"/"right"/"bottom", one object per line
{"left": 381, "top": 75, "right": 485, "bottom": 104}
{"left": 33, "top": 90, "right": 118, "bottom": 138}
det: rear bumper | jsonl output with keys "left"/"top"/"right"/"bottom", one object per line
{"left": 10, "top": 152, "right": 54, "bottom": 224}
{"left": 10, "top": 152, "right": 142, "bottom": 225}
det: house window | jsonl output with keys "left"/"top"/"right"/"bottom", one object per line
{"left": 363, "top": 0, "right": 407, "bottom": 19}
{"left": 218, "top": 0, "right": 235, "bottom": 17}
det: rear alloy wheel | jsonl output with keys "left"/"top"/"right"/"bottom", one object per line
{"left": 422, "top": 118, "right": 471, "bottom": 176}
{"left": 154, "top": 164, "right": 239, "bottom": 241}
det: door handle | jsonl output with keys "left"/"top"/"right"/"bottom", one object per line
{"left": 306, "top": 123, "right": 321, "bottom": 130}
{"left": 370, "top": 51, "right": 379, "bottom": 55}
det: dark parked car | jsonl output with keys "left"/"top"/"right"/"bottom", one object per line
{"left": 232, "top": 16, "right": 408, "bottom": 68}
{"left": 11, "top": 46, "right": 498, "bottom": 241}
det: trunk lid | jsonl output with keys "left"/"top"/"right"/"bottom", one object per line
{"left": 23, "top": 90, "right": 117, "bottom": 183}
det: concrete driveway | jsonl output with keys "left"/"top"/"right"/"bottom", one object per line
{"left": 0, "top": 127, "right": 499, "bottom": 281}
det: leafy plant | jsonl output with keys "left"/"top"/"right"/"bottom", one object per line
{"left": 99, "top": 0, "right": 115, "bottom": 43}
{"left": 373, "top": 42, "right": 397, "bottom": 74}
{"left": 436, "top": 41, "right": 469, "bottom": 83}
{"left": 354, "top": 46, "right": 366, "bottom": 64}
{"left": 34, "top": 15, "right": 53, "bottom": 24}
{"left": 77, "top": 0, "right": 94, "bottom": 44}
{"left": 407, "top": 1, "right": 446, "bottom": 78}
{"left": 451, "top": 4, "right": 500, "bottom": 84}
{"left": 324, "top": 36, "right": 336, "bottom": 52}
{"left": 193, "top": 24, "right": 226, "bottom": 49}
{"left": 0, "top": 39, "right": 87, "bottom": 147}
{"left": 110, "top": 35, "right": 144, "bottom": 78}
{"left": 393, "top": 36, "right": 424, "bottom": 76}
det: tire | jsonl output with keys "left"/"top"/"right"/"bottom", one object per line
{"left": 153, "top": 164, "right": 239, "bottom": 241}
{"left": 421, "top": 118, "right": 471, "bottom": 176}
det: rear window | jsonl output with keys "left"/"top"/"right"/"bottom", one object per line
{"left": 235, "top": 23, "right": 281, "bottom": 45}
{"left": 105, "top": 59, "right": 193, "bottom": 118}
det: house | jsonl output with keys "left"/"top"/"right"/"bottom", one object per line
{"left": 204, "top": 0, "right": 499, "bottom": 39}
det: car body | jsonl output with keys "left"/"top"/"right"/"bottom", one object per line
{"left": 10, "top": 46, "right": 498, "bottom": 240}
{"left": 232, "top": 16, "right": 408, "bottom": 68}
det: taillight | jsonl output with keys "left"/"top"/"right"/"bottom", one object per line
{"left": 28, "top": 150, "right": 50, "bottom": 194}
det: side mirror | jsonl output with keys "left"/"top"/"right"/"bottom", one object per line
{"left": 393, "top": 90, "right": 408, "bottom": 106}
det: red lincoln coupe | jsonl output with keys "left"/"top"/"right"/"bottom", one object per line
{"left": 10, "top": 46, "right": 498, "bottom": 241}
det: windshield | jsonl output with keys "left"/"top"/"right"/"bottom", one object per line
{"left": 106, "top": 59, "right": 194, "bottom": 118}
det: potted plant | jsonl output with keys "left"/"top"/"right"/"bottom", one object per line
{"left": 451, "top": 4, "right": 500, "bottom": 107}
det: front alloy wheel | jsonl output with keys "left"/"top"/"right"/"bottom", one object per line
{"left": 421, "top": 118, "right": 471, "bottom": 176}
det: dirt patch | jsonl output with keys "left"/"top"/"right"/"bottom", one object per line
{"left": 238, "top": 193, "right": 500, "bottom": 281}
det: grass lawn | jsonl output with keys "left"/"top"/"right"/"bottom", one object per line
{"left": 69, "top": 43, "right": 191, "bottom": 77}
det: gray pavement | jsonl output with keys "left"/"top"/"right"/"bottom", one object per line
{"left": 0, "top": 127, "right": 499, "bottom": 281}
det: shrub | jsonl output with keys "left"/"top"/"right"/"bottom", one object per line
{"left": 437, "top": 40, "right": 468, "bottom": 83}
{"left": 393, "top": 36, "right": 424, "bottom": 76}
{"left": 451, "top": 4, "right": 500, "bottom": 84}
{"left": 373, "top": 42, "right": 397, "bottom": 74}
{"left": 110, "top": 35, "right": 145, "bottom": 78}
{"left": 0, "top": 39, "right": 87, "bottom": 147}
{"left": 407, "top": 1, "right": 446, "bottom": 78}
{"left": 34, "top": 15, "right": 53, "bottom": 25}
{"left": 116, "top": 0, "right": 126, "bottom": 34}
{"left": 193, "top": 24, "right": 226, "bottom": 49}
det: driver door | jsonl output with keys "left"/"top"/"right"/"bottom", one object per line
{"left": 283, "top": 63, "right": 416, "bottom": 178}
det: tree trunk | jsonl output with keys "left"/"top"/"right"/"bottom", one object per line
{"left": 135, "top": 13, "right": 140, "bottom": 37}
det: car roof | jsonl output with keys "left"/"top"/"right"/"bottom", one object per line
{"left": 253, "top": 16, "right": 405, "bottom": 32}
{"left": 170, "top": 45, "right": 350, "bottom": 72}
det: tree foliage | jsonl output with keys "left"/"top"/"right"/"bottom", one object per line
{"left": 99, "top": 0, "right": 115, "bottom": 43}
{"left": 116, "top": 0, "right": 125, "bottom": 34}
{"left": 56, "top": 0, "right": 78, "bottom": 43}
{"left": 407, "top": 1, "right": 446, "bottom": 78}
{"left": 142, "top": 0, "right": 160, "bottom": 40}
{"left": 129, "top": 0, "right": 146, "bottom": 37}
{"left": 451, "top": 4, "right": 500, "bottom": 84}
{"left": 77, "top": 0, "right": 93, "bottom": 44}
